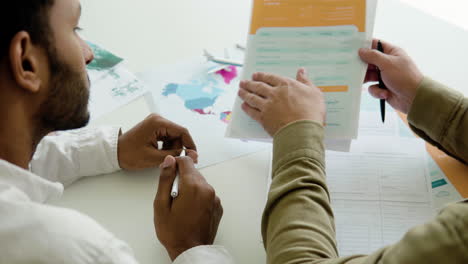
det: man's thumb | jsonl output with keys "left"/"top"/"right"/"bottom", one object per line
{"left": 155, "top": 156, "right": 177, "bottom": 211}
{"left": 296, "top": 68, "right": 312, "bottom": 86}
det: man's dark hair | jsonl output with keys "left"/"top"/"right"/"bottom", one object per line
{"left": 0, "top": 0, "right": 55, "bottom": 61}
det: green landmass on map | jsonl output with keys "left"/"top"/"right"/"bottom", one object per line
{"left": 86, "top": 42, "right": 123, "bottom": 71}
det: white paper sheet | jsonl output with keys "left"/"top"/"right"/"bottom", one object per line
{"left": 327, "top": 137, "right": 431, "bottom": 203}
{"left": 332, "top": 199, "right": 433, "bottom": 256}
{"left": 329, "top": 137, "right": 434, "bottom": 255}
{"left": 86, "top": 41, "right": 148, "bottom": 121}
{"left": 325, "top": 139, "right": 352, "bottom": 152}
{"left": 330, "top": 138, "right": 433, "bottom": 256}
{"left": 88, "top": 64, "right": 149, "bottom": 120}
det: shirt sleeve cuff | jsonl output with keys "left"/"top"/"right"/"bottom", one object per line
{"left": 408, "top": 76, "right": 464, "bottom": 142}
{"left": 173, "top": 246, "right": 234, "bottom": 264}
{"left": 77, "top": 127, "right": 121, "bottom": 176}
{"left": 272, "top": 120, "right": 325, "bottom": 174}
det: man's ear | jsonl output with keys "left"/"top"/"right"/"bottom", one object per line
{"left": 9, "top": 31, "right": 46, "bottom": 94}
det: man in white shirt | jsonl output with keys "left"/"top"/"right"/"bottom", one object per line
{"left": 0, "top": 0, "right": 233, "bottom": 263}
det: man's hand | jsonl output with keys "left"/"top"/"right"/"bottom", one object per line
{"left": 359, "top": 39, "right": 424, "bottom": 114}
{"left": 238, "top": 68, "right": 325, "bottom": 136}
{"left": 117, "top": 114, "right": 198, "bottom": 170}
{"left": 154, "top": 156, "right": 223, "bottom": 261}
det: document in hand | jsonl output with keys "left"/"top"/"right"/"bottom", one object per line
{"left": 226, "top": 0, "right": 378, "bottom": 142}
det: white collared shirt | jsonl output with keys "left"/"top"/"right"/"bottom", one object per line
{"left": 0, "top": 127, "right": 233, "bottom": 264}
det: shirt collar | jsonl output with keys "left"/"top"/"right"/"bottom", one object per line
{"left": 0, "top": 159, "right": 63, "bottom": 203}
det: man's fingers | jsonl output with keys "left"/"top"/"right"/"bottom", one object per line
{"left": 368, "top": 84, "right": 390, "bottom": 100}
{"left": 296, "top": 68, "right": 313, "bottom": 86}
{"left": 214, "top": 196, "right": 223, "bottom": 222}
{"left": 175, "top": 156, "right": 211, "bottom": 193}
{"left": 161, "top": 139, "right": 183, "bottom": 151}
{"left": 149, "top": 148, "right": 182, "bottom": 165}
{"left": 238, "top": 88, "right": 266, "bottom": 110}
{"left": 150, "top": 147, "right": 197, "bottom": 167}
{"left": 154, "top": 116, "right": 197, "bottom": 152}
{"left": 364, "top": 67, "right": 379, "bottom": 83}
{"left": 180, "top": 130, "right": 197, "bottom": 153}
{"left": 155, "top": 156, "right": 177, "bottom": 211}
{"left": 167, "top": 125, "right": 197, "bottom": 152}
{"left": 161, "top": 132, "right": 196, "bottom": 160}
{"left": 185, "top": 149, "right": 199, "bottom": 164}
{"left": 252, "top": 72, "right": 286, "bottom": 86}
{"left": 359, "top": 47, "right": 392, "bottom": 70}
{"left": 241, "top": 102, "right": 262, "bottom": 123}
{"left": 210, "top": 195, "right": 223, "bottom": 244}
{"left": 175, "top": 156, "right": 198, "bottom": 184}
{"left": 240, "top": 80, "right": 272, "bottom": 98}
{"left": 371, "top": 39, "right": 396, "bottom": 53}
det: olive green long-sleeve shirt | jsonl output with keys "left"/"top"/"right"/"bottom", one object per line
{"left": 262, "top": 77, "right": 468, "bottom": 264}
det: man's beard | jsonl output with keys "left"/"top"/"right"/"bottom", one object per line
{"left": 37, "top": 48, "right": 91, "bottom": 132}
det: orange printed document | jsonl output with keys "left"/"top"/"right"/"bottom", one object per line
{"left": 250, "top": 0, "right": 367, "bottom": 34}
{"left": 227, "top": 0, "right": 377, "bottom": 145}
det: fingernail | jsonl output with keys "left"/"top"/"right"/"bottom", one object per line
{"left": 160, "top": 156, "right": 173, "bottom": 169}
{"left": 300, "top": 68, "right": 307, "bottom": 76}
{"left": 186, "top": 150, "right": 199, "bottom": 162}
{"left": 185, "top": 150, "right": 193, "bottom": 159}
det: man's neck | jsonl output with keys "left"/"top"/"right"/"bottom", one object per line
{"left": 0, "top": 107, "right": 47, "bottom": 170}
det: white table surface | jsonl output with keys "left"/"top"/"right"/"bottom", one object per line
{"left": 51, "top": 1, "right": 468, "bottom": 263}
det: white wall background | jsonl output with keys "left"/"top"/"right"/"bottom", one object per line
{"left": 399, "top": 0, "right": 468, "bottom": 30}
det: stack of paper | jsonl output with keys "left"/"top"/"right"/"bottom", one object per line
{"left": 328, "top": 137, "right": 433, "bottom": 255}
{"left": 227, "top": 0, "right": 378, "bottom": 151}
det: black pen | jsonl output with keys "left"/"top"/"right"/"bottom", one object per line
{"left": 377, "top": 40, "right": 387, "bottom": 123}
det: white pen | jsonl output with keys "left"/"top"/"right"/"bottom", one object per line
{"left": 170, "top": 149, "right": 185, "bottom": 198}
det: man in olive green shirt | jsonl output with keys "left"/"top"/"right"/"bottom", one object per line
{"left": 238, "top": 39, "right": 468, "bottom": 263}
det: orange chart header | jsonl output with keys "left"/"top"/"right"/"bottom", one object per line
{"left": 250, "top": 0, "right": 366, "bottom": 34}
{"left": 319, "top": 85, "right": 349, "bottom": 92}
